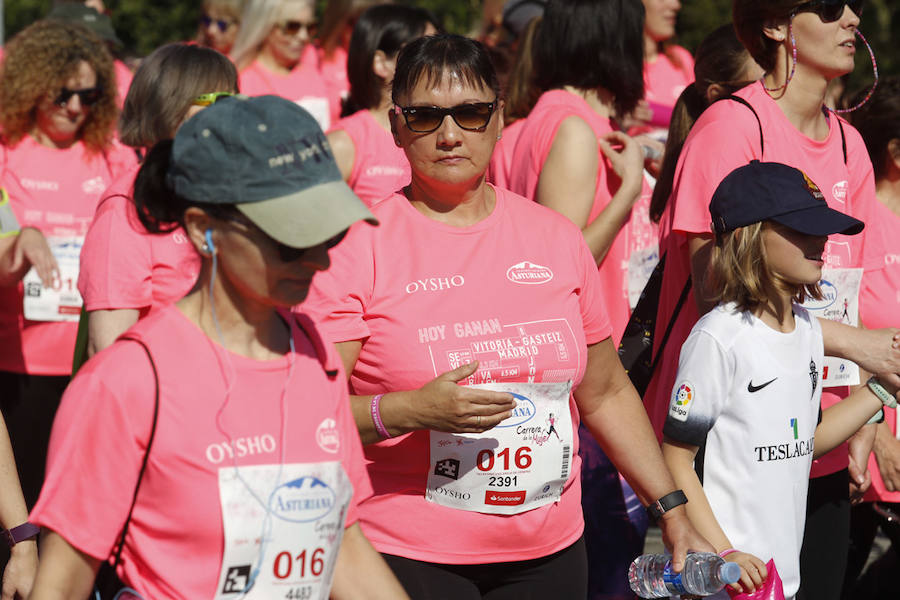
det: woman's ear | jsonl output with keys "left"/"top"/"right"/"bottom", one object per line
{"left": 183, "top": 207, "right": 215, "bottom": 256}
{"left": 886, "top": 139, "right": 900, "bottom": 175}
{"left": 388, "top": 108, "right": 402, "bottom": 147}
{"left": 372, "top": 50, "right": 392, "bottom": 80}
{"left": 762, "top": 18, "right": 788, "bottom": 43}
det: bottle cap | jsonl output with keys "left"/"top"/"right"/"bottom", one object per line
{"left": 721, "top": 562, "right": 741, "bottom": 584}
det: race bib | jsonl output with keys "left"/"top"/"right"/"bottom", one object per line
{"left": 426, "top": 381, "right": 573, "bottom": 515}
{"left": 802, "top": 268, "right": 862, "bottom": 387}
{"left": 215, "top": 462, "right": 353, "bottom": 600}
{"left": 296, "top": 97, "right": 330, "bottom": 131}
{"left": 22, "top": 236, "right": 83, "bottom": 322}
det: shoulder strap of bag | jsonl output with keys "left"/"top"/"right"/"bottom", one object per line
{"left": 109, "top": 336, "right": 160, "bottom": 570}
{"left": 650, "top": 275, "right": 692, "bottom": 373}
{"left": 719, "top": 95, "right": 764, "bottom": 158}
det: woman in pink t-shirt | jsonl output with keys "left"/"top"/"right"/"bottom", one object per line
{"left": 79, "top": 43, "right": 239, "bottom": 358}
{"left": 0, "top": 20, "right": 134, "bottom": 530}
{"left": 232, "top": 0, "right": 333, "bottom": 130}
{"left": 843, "top": 76, "right": 900, "bottom": 597}
{"left": 625, "top": 0, "right": 694, "bottom": 137}
{"left": 305, "top": 33, "right": 711, "bottom": 599}
{"left": 28, "top": 95, "right": 405, "bottom": 600}
{"left": 327, "top": 4, "right": 439, "bottom": 207}
{"left": 647, "top": 3, "right": 898, "bottom": 599}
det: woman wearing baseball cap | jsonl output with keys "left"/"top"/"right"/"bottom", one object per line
{"left": 27, "top": 95, "right": 406, "bottom": 600}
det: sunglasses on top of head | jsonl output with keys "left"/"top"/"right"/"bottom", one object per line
{"left": 278, "top": 20, "right": 318, "bottom": 37}
{"left": 54, "top": 86, "right": 103, "bottom": 108}
{"left": 792, "top": 0, "right": 864, "bottom": 23}
{"left": 193, "top": 92, "right": 235, "bottom": 107}
{"left": 393, "top": 100, "right": 498, "bottom": 134}
{"left": 200, "top": 14, "right": 236, "bottom": 33}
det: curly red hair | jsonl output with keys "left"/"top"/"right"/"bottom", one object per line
{"left": 0, "top": 20, "right": 118, "bottom": 154}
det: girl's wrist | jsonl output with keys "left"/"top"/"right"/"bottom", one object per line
{"left": 718, "top": 548, "right": 738, "bottom": 558}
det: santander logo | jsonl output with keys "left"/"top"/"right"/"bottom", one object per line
{"left": 506, "top": 261, "right": 553, "bottom": 285}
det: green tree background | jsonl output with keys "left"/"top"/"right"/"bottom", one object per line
{"left": 3, "top": 0, "right": 898, "bottom": 95}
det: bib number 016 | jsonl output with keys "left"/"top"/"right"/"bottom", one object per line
{"left": 476, "top": 446, "right": 532, "bottom": 471}
{"left": 273, "top": 547, "right": 325, "bottom": 581}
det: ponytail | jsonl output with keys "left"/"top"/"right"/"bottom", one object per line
{"left": 133, "top": 140, "right": 187, "bottom": 233}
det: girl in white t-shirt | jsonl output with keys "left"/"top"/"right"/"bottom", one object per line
{"left": 661, "top": 161, "right": 897, "bottom": 599}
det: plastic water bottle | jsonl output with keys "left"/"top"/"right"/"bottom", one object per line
{"left": 628, "top": 552, "right": 741, "bottom": 597}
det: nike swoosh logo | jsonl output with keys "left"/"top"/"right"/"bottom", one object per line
{"left": 748, "top": 378, "right": 778, "bottom": 393}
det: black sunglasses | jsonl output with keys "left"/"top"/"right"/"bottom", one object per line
{"left": 793, "top": 0, "right": 864, "bottom": 23}
{"left": 278, "top": 20, "right": 318, "bottom": 37}
{"left": 200, "top": 14, "right": 236, "bottom": 33}
{"left": 393, "top": 100, "right": 498, "bottom": 134}
{"left": 54, "top": 86, "right": 103, "bottom": 108}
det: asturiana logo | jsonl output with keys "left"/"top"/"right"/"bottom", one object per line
{"left": 506, "top": 261, "right": 553, "bottom": 285}
{"left": 271, "top": 476, "right": 336, "bottom": 522}
{"left": 804, "top": 280, "right": 837, "bottom": 310}
{"left": 496, "top": 393, "right": 536, "bottom": 428}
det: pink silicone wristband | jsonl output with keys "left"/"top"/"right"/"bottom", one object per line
{"left": 371, "top": 394, "right": 391, "bottom": 439}
{"left": 718, "top": 549, "right": 738, "bottom": 558}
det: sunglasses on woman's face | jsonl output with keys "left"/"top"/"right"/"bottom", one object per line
{"left": 54, "top": 86, "right": 103, "bottom": 108}
{"left": 793, "top": 0, "right": 864, "bottom": 23}
{"left": 278, "top": 20, "right": 318, "bottom": 37}
{"left": 393, "top": 100, "right": 498, "bottom": 134}
{"left": 200, "top": 14, "right": 236, "bottom": 33}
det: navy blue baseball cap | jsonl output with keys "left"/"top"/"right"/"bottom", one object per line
{"left": 709, "top": 161, "right": 864, "bottom": 237}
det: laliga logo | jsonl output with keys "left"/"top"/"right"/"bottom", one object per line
{"left": 674, "top": 383, "right": 693, "bottom": 406}
{"left": 506, "top": 261, "right": 553, "bottom": 285}
{"left": 495, "top": 393, "right": 536, "bottom": 428}
{"left": 805, "top": 280, "right": 837, "bottom": 310}
{"left": 271, "top": 477, "right": 336, "bottom": 522}
{"left": 316, "top": 419, "right": 340, "bottom": 454}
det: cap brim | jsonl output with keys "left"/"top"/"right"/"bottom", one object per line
{"left": 236, "top": 180, "right": 377, "bottom": 248}
{"left": 773, "top": 205, "right": 864, "bottom": 236}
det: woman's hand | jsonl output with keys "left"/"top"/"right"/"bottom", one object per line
{"left": 873, "top": 419, "right": 900, "bottom": 492}
{"left": 598, "top": 131, "right": 644, "bottom": 204}
{"left": 6, "top": 228, "right": 58, "bottom": 286}
{"left": 724, "top": 551, "right": 768, "bottom": 594}
{"left": 2, "top": 540, "right": 37, "bottom": 600}
{"left": 413, "top": 362, "right": 517, "bottom": 433}
{"left": 657, "top": 506, "right": 716, "bottom": 573}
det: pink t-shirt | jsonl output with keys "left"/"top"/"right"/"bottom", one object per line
{"left": 0, "top": 136, "right": 137, "bottom": 375}
{"left": 328, "top": 110, "right": 410, "bottom": 207}
{"left": 647, "top": 82, "right": 884, "bottom": 479}
{"left": 78, "top": 164, "right": 201, "bottom": 314}
{"left": 486, "top": 118, "right": 525, "bottom": 190}
{"left": 508, "top": 88, "right": 656, "bottom": 343}
{"left": 303, "top": 187, "right": 612, "bottom": 564}
{"left": 319, "top": 45, "right": 348, "bottom": 124}
{"left": 642, "top": 45, "right": 694, "bottom": 132}
{"left": 240, "top": 58, "right": 332, "bottom": 130}
{"left": 31, "top": 306, "right": 371, "bottom": 599}
{"left": 860, "top": 199, "right": 900, "bottom": 503}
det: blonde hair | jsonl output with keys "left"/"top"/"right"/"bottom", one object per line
{"left": 204, "top": 0, "right": 247, "bottom": 21}
{"left": 709, "top": 222, "right": 822, "bottom": 313}
{"left": 231, "top": 0, "right": 315, "bottom": 70}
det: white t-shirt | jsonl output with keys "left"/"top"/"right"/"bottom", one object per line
{"left": 664, "top": 303, "right": 823, "bottom": 598}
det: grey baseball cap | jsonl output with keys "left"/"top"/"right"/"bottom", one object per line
{"left": 167, "top": 95, "right": 377, "bottom": 248}
{"left": 47, "top": 4, "right": 123, "bottom": 47}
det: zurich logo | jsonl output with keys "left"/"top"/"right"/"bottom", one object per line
{"left": 805, "top": 280, "right": 837, "bottom": 310}
{"left": 270, "top": 476, "right": 336, "bottom": 523}
{"left": 496, "top": 393, "right": 536, "bottom": 428}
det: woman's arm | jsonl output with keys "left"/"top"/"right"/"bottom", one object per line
{"left": 574, "top": 339, "right": 714, "bottom": 570}
{"left": 535, "top": 117, "right": 643, "bottom": 264}
{"left": 819, "top": 320, "right": 900, "bottom": 388}
{"left": 27, "top": 531, "right": 99, "bottom": 600}
{"left": 0, "top": 413, "right": 37, "bottom": 600}
{"left": 335, "top": 341, "right": 518, "bottom": 445}
{"left": 326, "top": 129, "right": 356, "bottom": 182}
{"left": 87, "top": 309, "right": 140, "bottom": 357}
{"left": 662, "top": 439, "right": 766, "bottom": 594}
{"left": 330, "top": 523, "right": 409, "bottom": 600}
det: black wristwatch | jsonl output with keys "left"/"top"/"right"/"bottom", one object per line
{"left": 646, "top": 490, "right": 688, "bottom": 522}
{"left": 3, "top": 522, "right": 39, "bottom": 548}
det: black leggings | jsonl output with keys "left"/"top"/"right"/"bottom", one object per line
{"left": 383, "top": 537, "right": 588, "bottom": 600}
{"left": 797, "top": 468, "right": 850, "bottom": 600}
